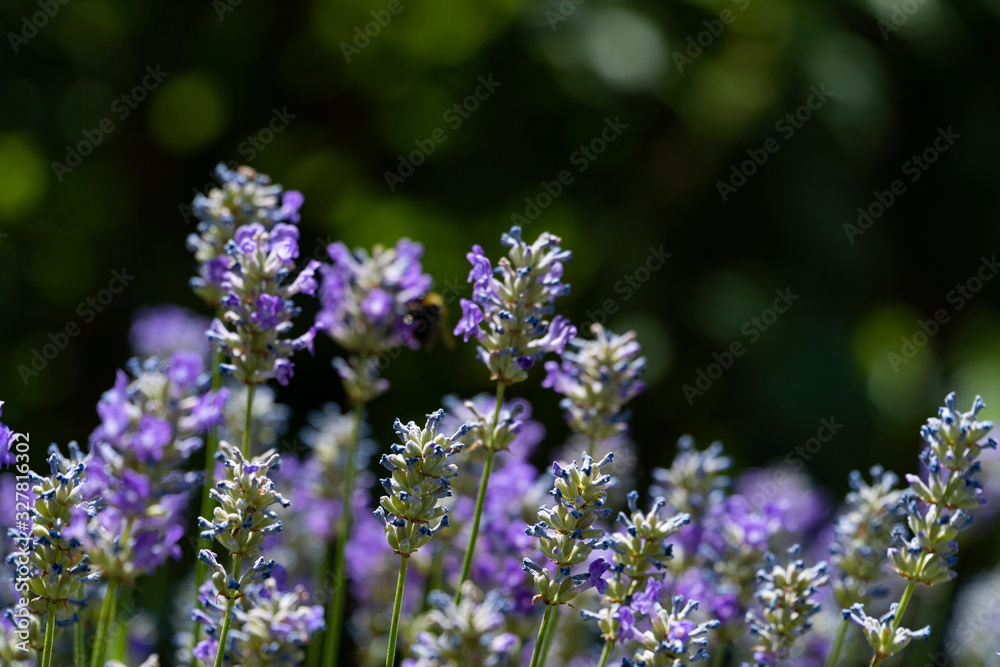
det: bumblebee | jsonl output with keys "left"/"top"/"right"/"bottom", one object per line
{"left": 404, "top": 292, "right": 454, "bottom": 351}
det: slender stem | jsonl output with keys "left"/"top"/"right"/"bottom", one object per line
{"left": 539, "top": 606, "right": 561, "bottom": 665}
{"left": 193, "top": 343, "right": 223, "bottom": 653}
{"left": 90, "top": 578, "right": 120, "bottom": 667}
{"left": 825, "top": 618, "right": 848, "bottom": 667}
{"left": 305, "top": 544, "right": 333, "bottom": 667}
{"left": 40, "top": 602, "right": 56, "bottom": 667}
{"left": 322, "top": 399, "right": 366, "bottom": 667}
{"left": 528, "top": 605, "right": 555, "bottom": 667}
{"left": 385, "top": 557, "right": 409, "bottom": 667}
{"left": 872, "top": 579, "right": 918, "bottom": 666}
{"left": 455, "top": 381, "right": 506, "bottom": 603}
{"left": 74, "top": 585, "right": 85, "bottom": 667}
{"left": 597, "top": 640, "right": 613, "bottom": 667}
{"left": 241, "top": 384, "right": 256, "bottom": 457}
{"left": 214, "top": 596, "right": 236, "bottom": 667}
{"left": 711, "top": 644, "right": 728, "bottom": 667}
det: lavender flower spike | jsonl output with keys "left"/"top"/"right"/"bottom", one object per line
{"left": 375, "top": 410, "right": 465, "bottom": 557}
{"left": 209, "top": 221, "right": 320, "bottom": 387}
{"left": 454, "top": 226, "right": 576, "bottom": 384}
{"left": 315, "top": 238, "right": 433, "bottom": 401}
{"left": 622, "top": 594, "right": 720, "bottom": 667}
{"left": 187, "top": 164, "right": 303, "bottom": 307}
{"left": 543, "top": 323, "right": 646, "bottom": 442}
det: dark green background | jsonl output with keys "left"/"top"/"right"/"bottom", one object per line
{"left": 2, "top": 0, "right": 1000, "bottom": 662}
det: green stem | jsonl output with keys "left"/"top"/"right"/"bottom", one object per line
{"left": 597, "top": 640, "right": 613, "bottom": 667}
{"left": 825, "top": 619, "right": 848, "bottom": 667}
{"left": 385, "top": 557, "right": 409, "bottom": 667}
{"left": 214, "top": 596, "right": 236, "bottom": 667}
{"left": 305, "top": 543, "right": 333, "bottom": 667}
{"left": 90, "top": 578, "right": 120, "bottom": 667}
{"left": 455, "top": 381, "right": 506, "bottom": 603}
{"left": 322, "top": 399, "right": 366, "bottom": 667}
{"left": 711, "top": 644, "right": 728, "bottom": 667}
{"left": 528, "top": 605, "right": 555, "bottom": 667}
{"left": 539, "top": 606, "right": 560, "bottom": 664}
{"left": 74, "top": 585, "right": 85, "bottom": 667}
{"left": 872, "top": 580, "right": 918, "bottom": 667}
{"left": 41, "top": 602, "right": 56, "bottom": 667}
{"left": 192, "top": 342, "right": 223, "bottom": 653}
{"left": 241, "top": 384, "right": 256, "bottom": 457}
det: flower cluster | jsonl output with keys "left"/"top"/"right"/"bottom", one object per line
{"left": 745, "top": 545, "right": 829, "bottom": 666}
{"left": 208, "top": 222, "right": 319, "bottom": 387}
{"left": 198, "top": 443, "right": 288, "bottom": 595}
{"left": 650, "top": 436, "right": 731, "bottom": 529}
{"left": 847, "top": 393, "right": 994, "bottom": 664}
{"left": 192, "top": 579, "right": 323, "bottom": 666}
{"left": 129, "top": 305, "right": 212, "bottom": 360}
{"left": 455, "top": 226, "right": 576, "bottom": 384}
{"left": 88, "top": 354, "right": 227, "bottom": 580}
{"left": 620, "top": 592, "right": 719, "bottom": 667}
{"left": 404, "top": 582, "right": 518, "bottom": 667}
{"left": 375, "top": 410, "right": 466, "bottom": 557}
{"left": 582, "top": 491, "right": 690, "bottom": 645}
{"left": 316, "top": 239, "right": 433, "bottom": 356}
{"left": 0, "top": 401, "right": 14, "bottom": 468}
{"left": 8, "top": 444, "right": 99, "bottom": 626}
{"left": 522, "top": 452, "right": 615, "bottom": 606}
{"left": 542, "top": 324, "right": 646, "bottom": 442}
{"left": 887, "top": 392, "right": 994, "bottom": 586}
{"left": 829, "top": 466, "right": 903, "bottom": 609}
{"left": 187, "top": 164, "right": 303, "bottom": 307}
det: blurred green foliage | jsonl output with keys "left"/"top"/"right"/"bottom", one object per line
{"left": 2, "top": 0, "right": 1000, "bottom": 661}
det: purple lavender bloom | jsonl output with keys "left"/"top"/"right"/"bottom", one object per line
{"left": 315, "top": 238, "right": 432, "bottom": 355}
{"left": 632, "top": 578, "right": 664, "bottom": 615}
{"left": 454, "top": 226, "right": 576, "bottom": 384}
{"left": 0, "top": 402, "right": 13, "bottom": 468}
{"left": 210, "top": 222, "right": 320, "bottom": 387}
{"left": 129, "top": 305, "right": 211, "bottom": 360}
{"left": 187, "top": 164, "right": 303, "bottom": 307}
{"left": 736, "top": 465, "right": 830, "bottom": 538}
{"left": 87, "top": 353, "right": 228, "bottom": 581}
{"left": 589, "top": 558, "right": 612, "bottom": 593}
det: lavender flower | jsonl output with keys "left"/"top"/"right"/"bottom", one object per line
{"left": 620, "top": 593, "right": 719, "bottom": 667}
{"left": 192, "top": 578, "right": 324, "bottom": 666}
{"left": 542, "top": 324, "right": 645, "bottom": 443}
{"left": 129, "top": 305, "right": 212, "bottom": 359}
{"left": 582, "top": 491, "right": 689, "bottom": 645}
{"left": 650, "top": 436, "right": 732, "bottom": 526}
{"left": 87, "top": 354, "right": 227, "bottom": 580}
{"left": 886, "top": 393, "right": 994, "bottom": 586}
{"left": 208, "top": 222, "right": 319, "bottom": 387}
{"left": 745, "top": 545, "right": 829, "bottom": 666}
{"left": 314, "top": 238, "right": 432, "bottom": 401}
{"left": 0, "top": 402, "right": 13, "bottom": 469}
{"left": 454, "top": 226, "right": 576, "bottom": 384}
{"left": 849, "top": 393, "right": 994, "bottom": 664}
{"left": 829, "top": 466, "right": 904, "bottom": 609}
{"left": 187, "top": 164, "right": 303, "bottom": 307}
{"left": 522, "top": 452, "right": 614, "bottom": 607}
{"left": 403, "top": 582, "right": 519, "bottom": 667}
{"left": 198, "top": 443, "right": 288, "bottom": 586}
{"left": 7, "top": 444, "right": 99, "bottom": 627}
{"left": 375, "top": 411, "right": 466, "bottom": 557}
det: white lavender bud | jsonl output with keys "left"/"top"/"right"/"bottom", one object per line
{"left": 375, "top": 410, "right": 465, "bottom": 557}
{"left": 623, "top": 595, "right": 719, "bottom": 667}
{"left": 650, "top": 435, "right": 732, "bottom": 521}
{"left": 843, "top": 602, "right": 930, "bottom": 663}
